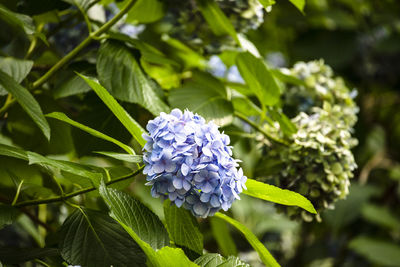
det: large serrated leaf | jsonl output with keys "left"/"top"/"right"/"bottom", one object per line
{"left": 244, "top": 179, "right": 316, "bottom": 214}
{"left": 164, "top": 201, "right": 203, "bottom": 256}
{"left": 214, "top": 213, "right": 280, "bottom": 267}
{"left": 0, "top": 70, "right": 50, "bottom": 140}
{"left": 236, "top": 52, "right": 281, "bottom": 107}
{"left": 59, "top": 208, "right": 146, "bottom": 267}
{"left": 97, "top": 41, "right": 170, "bottom": 116}
{"left": 99, "top": 183, "right": 169, "bottom": 250}
{"left": 78, "top": 74, "right": 146, "bottom": 147}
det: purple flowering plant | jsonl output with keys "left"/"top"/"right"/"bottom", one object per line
{"left": 143, "top": 109, "right": 247, "bottom": 217}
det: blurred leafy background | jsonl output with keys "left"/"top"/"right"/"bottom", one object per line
{"left": 0, "top": 0, "right": 399, "bottom": 266}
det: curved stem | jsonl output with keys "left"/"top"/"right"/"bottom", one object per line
{"left": 235, "top": 111, "right": 289, "bottom": 146}
{"left": 31, "top": 0, "right": 137, "bottom": 89}
{"left": 14, "top": 166, "right": 144, "bottom": 207}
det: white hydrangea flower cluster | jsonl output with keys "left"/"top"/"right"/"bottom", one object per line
{"left": 263, "top": 60, "right": 358, "bottom": 221}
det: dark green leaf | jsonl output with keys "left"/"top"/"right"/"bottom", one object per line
{"left": 99, "top": 183, "right": 169, "bottom": 250}
{"left": 164, "top": 201, "right": 203, "bottom": 256}
{"left": 236, "top": 52, "right": 281, "bottom": 107}
{"left": 0, "top": 143, "right": 28, "bottom": 161}
{"left": 196, "top": 0, "right": 238, "bottom": 42}
{"left": 0, "top": 247, "right": 59, "bottom": 264}
{"left": 214, "top": 213, "right": 280, "bottom": 267}
{"left": 78, "top": 74, "right": 146, "bottom": 147}
{"left": 46, "top": 112, "right": 135, "bottom": 154}
{"left": 168, "top": 71, "right": 233, "bottom": 126}
{"left": 210, "top": 217, "right": 237, "bottom": 256}
{"left": 97, "top": 41, "right": 170, "bottom": 116}
{"left": 0, "top": 205, "right": 19, "bottom": 230}
{"left": 349, "top": 237, "right": 400, "bottom": 267}
{"left": 0, "top": 70, "right": 50, "bottom": 140}
{"left": 0, "top": 5, "right": 35, "bottom": 35}
{"left": 59, "top": 208, "right": 146, "bottom": 267}
{"left": 27, "top": 151, "right": 102, "bottom": 183}
{"left": 361, "top": 204, "right": 400, "bottom": 231}
{"left": 0, "top": 57, "right": 33, "bottom": 96}
{"left": 244, "top": 179, "right": 317, "bottom": 214}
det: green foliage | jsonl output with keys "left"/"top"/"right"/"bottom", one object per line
{"left": 1, "top": 0, "right": 398, "bottom": 266}
{"left": 59, "top": 208, "right": 146, "bottom": 267}
{"left": 244, "top": 178, "right": 316, "bottom": 214}
{"left": 164, "top": 201, "right": 203, "bottom": 256}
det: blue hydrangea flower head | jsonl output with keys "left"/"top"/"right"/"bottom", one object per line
{"left": 143, "top": 109, "right": 247, "bottom": 217}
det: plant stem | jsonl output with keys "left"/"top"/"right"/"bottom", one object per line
{"left": 235, "top": 111, "right": 289, "bottom": 146}
{"left": 31, "top": 0, "right": 137, "bottom": 89}
{"left": 14, "top": 166, "right": 144, "bottom": 207}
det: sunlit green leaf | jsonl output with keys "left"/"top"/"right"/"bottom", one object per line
{"left": 95, "top": 151, "right": 143, "bottom": 163}
{"left": 244, "top": 179, "right": 317, "bottom": 214}
{"left": 236, "top": 52, "right": 280, "bottom": 107}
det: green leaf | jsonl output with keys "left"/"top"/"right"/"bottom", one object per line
{"left": 99, "top": 183, "right": 169, "bottom": 250}
{"left": 196, "top": 0, "right": 238, "bottom": 43}
{"left": 164, "top": 201, "right": 203, "bottom": 256}
{"left": 78, "top": 73, "right": 146, "bottom": 147}
{"left": 349, "top": 237, "right": 400, "bottom": 267}
{"left": 168, "top": 71, "right": 233, "bottom": 126}
{"left": 95, "top": 151, "right": 143, "bottom": 163}
{"left": 0, "top": 143, "right": 28, "bottom": 161}
{"left": 0, "top": 70, "right": 50, "bottom": 140}
{"left": 361, "top": 204, "right": 400, "bottom": 231}
{"left": 289, "top": 0, "right": 305, "bottom": 13}
{"left": 0, "top": 57, "right": 33, "bottom": 96}
{"left": 27, "top": 151, "right": 102, "bottom": 182}
{"left": 125, "top": 0, "right": 164, "bottom": 23}
{"left": 257, "top": 0, "right": 275, "bottom": 9}
{"left": 210, "top": 217, "right": 237, "bottom": 256}
{"left": 62, "top": 0, "right": 95, "bottom": 10}
{"left": 195, "top": 254, "right": 225, "bottom": 267}
{"left": 236, "top": 52, "right": 281, "bottom": 107}
{"left": 0, "top": 247, "right": 59, "bottom": 264}
{"left": 59, "top": 208, "right": 146, "bottom": 267}
{"left": 46, "top": 112, "right": 135, "bottom": 154}
{"left": 53, "top": 72, "right": 91, "bottom": 99}
{"left": 0, "top": 205, "right": 19, "bottom": 230}
{"left": 214, "top": 213, "right": 280, "bottom": 267}
{"left": 99, "top": 183, "right": 197, "bottom": 267}
{"left": 97, "top": 41, "right": 170, "bottom": 116}
{"left": 0, "top": 5, "right": 35, "bottom": 35}
{"left": 219, "top": 256, "right": 251, "bottom": 267}
{"left": 243, "top": 179, "right": 317, "bottom": 214}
